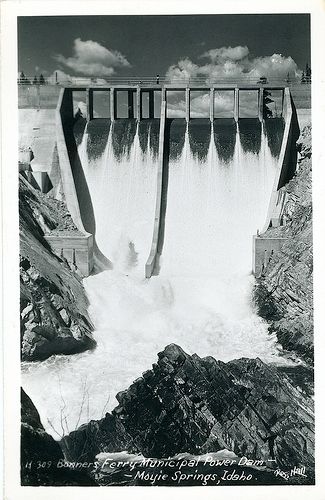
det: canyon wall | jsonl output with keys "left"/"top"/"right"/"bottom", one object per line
{"left": 254, "top": 125, "right": 313, "bottom": 365}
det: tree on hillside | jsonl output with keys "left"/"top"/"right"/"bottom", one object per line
{"left": 18, "top": 71, "right": 31, "bottom": 85}
{"left": 33, "top": 75, "right": 38, "bottom": 85}
{"left": 39, "top": 74, "right": 46, "bottom": 85}
{"left": 305, "top": 63, "right": 311, "bottom": 83}
{"left": 301, "top": 64, "right": 311, "bottom": 84}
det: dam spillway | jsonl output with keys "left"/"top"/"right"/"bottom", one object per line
{"left": 21, "top": 85, "right": 300, "bottom": 437}
{"left": 74, "top": 113, "right": 283, "bottom": 279}
{"left": 55, "top": 85, "right": 297, "bottom": 278}
{"left": 159, "top": 118, "right": 279, "bottom": 278}
{"left": 78, "top": 119, "right": 159, "bottom": 274}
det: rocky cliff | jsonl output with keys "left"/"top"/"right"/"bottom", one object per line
{"left": 19, "top": 174, "right": 95, "bottom": 361}
{"left": 61, "top": 344, "right": 314, "bottom": 485}
{"left": 21, "top": 388, "right": 96, "bottom": 485}
{"left": 254, "top": 125, "right": 313, "bottom": 365}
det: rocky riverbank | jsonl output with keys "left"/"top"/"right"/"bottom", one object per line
{"left": 19, "top": 174, "right": 95, "bottom": 361}
{"left": 21, "top": 388, "right": 96, "bottom": 486}
{"left": 254, "top": 125, "right": 313, "bottom": 365}
{"left": 56, "top": 344, "right": 314, "bottom": 486}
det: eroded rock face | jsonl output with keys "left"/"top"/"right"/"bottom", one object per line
{"left": 62, "top": 344, "right": 314, "bottom": 473}
{"left": 21, "top": 388, "right": 96, "bottom": 486}
{"left": 19, "top": 175, "right": 95, "bottom": 361}
{"left": 254, "top": 125, "right": 313, "bottom": 364}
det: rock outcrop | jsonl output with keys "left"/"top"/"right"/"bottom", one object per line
{"left": 19, "top": 175, "right": 95, "bottom": 361}
{"left": 62, "top": 344, "right": 314, "bottom": 480}
{"left": 254, "top": 125, "right": 313, "bottom": 364}
{"left": 21, "top": 388, "right": 96, "bottom": 486}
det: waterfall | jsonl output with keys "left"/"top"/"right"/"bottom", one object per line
{"left": 22, "top": 117, "right": 292, "bottom": 439}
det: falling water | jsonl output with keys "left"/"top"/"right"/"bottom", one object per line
{"left": 22, "top": 118, "right": 294, "bottom": 439}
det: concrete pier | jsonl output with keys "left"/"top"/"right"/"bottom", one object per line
{"left": 110, "top": 88, "right": 115, "bottom": 121}
{"left": 114, "top": 90, "right": 118, "bottom": 120}
{"left": 210, "top": 88, "right": 214, "bottom": 122}
{"left": 185, "top": 88, "right": 190, "bottom": 122}
{"left": 86, "top": 89, "right": 93, "bottom": 121}
{"left": 136, "top": 86, "right": 141, "bottom": 120}
{"left": 258, "top": 88, "right": 264, "bottom": 122}
{"left": 234, "top": 88, "right": 239, "bottom": 122}
{"left": 145, "top": 98, "right": 167, "bottom": 277}
{"left": 128, "top": 89, "right": 134, "bottom": 119}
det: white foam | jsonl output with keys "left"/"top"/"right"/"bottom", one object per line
{"left": 22, "top": 123, "right": 294, "bottom": 439}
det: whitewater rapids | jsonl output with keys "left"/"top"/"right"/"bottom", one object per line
{"left": 22, "top": 119, "right": 294, "bottom": 438}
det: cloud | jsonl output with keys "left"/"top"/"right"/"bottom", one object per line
{"left": 166, "top": 46, "right": 301, "bottom": 116}
{"left": 54, "top": 38, "right": 130, "bottom": 76}
{"left": 166, "top": 90, "right": 235, "bottom": 118}
{"left": 201, "top": 45, "right": 249, "bottom": 63}
{"left": 166, "top": 46, "right": 300, "bottom": 83}
{"left": 166, "top": 58, "right": 200, "bottom": 82}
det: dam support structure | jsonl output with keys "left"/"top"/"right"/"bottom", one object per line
{"left": 45, "top": 233, "right": 94, "bottom": 277}
{"left": 252, "top": 87, "right": 300, "bottom": 276}
{"left": 56, "top": 88, "right": 95, "bottom": 276}
{"left": 145, "top": 98, "right": 167, "bottom": 278}
{"left": 53, "top": 83, "right": 299, "bottom": 278}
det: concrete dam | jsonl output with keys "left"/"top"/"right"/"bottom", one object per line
{"left": 56, "top": 85, "right": 299, "bottom": 279}
{"left": 21, "top": 84, "right": 301, "bottom": 436}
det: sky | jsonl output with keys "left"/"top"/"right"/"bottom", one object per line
{"left": 18, "top": 14, "right": 310, "bottom": 81}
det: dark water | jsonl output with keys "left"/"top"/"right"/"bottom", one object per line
{"left": 188, "top": 119, "right": 211, "bottom": 161}
{"left": 213, "top": 118, "right": 237, "bottom": 163}
{"left": 85, "top": 119, "right": 112, "bottom": 160}
{"left": 264, "top": 118, "right": 285, "bottom": 158}
{"left": 238, "top": 119, "right": 262, "bottom": 154}
{"left": 138, "top": 119, "right": 160, "bottom": 158}
{"left": 166, "top": 119, "right": 187, "bottom": 161}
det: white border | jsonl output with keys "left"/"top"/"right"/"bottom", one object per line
{"left": 1, "top": 1, "right": 325, "bottom": 499}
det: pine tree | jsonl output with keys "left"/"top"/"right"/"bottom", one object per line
{"left": 19, "top": 71, "right": 30, "bottom": 85}
{"left": 33, "top": 75, "right": 38, "bottom": 85}
{"left": 39, "top": 74, "right": 46, "bottom": 85}
{"left": 18, "top": 71, "right": 25, "bottom": 84}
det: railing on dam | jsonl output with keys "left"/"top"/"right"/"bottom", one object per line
{"left": 18, "top": 75, "right": 307, "bottom": 87}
